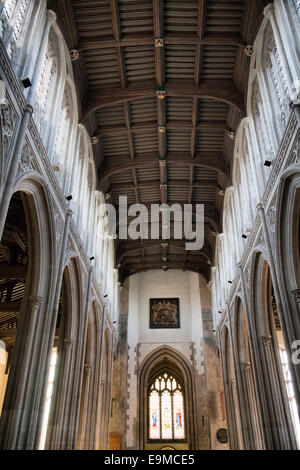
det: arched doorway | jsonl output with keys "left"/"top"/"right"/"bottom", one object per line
{"left": 138, "top": 347, "right": 197, "bottom": 450}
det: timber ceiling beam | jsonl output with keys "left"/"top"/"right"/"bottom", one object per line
{"left": 82, "top": 80, "right": 244, "bottom": 120}
{"left": 77, "top": 32, "right": 246, "bottom": 51}
{"left": 0, "top": 302, "right": 21, "bottom": 313}
{"left": 120, "top": 263, "right": 210, "bottom": 283}
{"left": 96, "top": 121, "right": 228, "bottom": 136}
{"left": 99, "top": 152, "right": 228, "bottom": 188}
{"left": 117, "top": 242, "right": 212, "bottom": 264}
{"left": 109, "top": 179, "right": 222, "bottom": 193}
{"left": 0, "top": 266, "right": 27, "bottom": 280}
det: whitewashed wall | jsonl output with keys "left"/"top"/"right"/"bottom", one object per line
{"left": 126, "top": 269, "right": 205, "bottom": 448}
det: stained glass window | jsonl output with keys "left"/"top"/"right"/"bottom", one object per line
{"left": 148, "top": 371, "right": 185, "bottom": 441}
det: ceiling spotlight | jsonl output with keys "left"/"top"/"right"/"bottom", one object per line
{"left": 104, "top": 294, "right": 108, "bottom": 298}
{"left": 113, "top": 321, "right": 117, "bottom": 324}
{"left": 162, "top": 265, "right": 168, "bottom": 271}
{"left": 90, "top": 256, "right": 95, "bottom": 261}
{"left": 264, "top": 160, "right": 272, "bottom": 167}
{"left": 218, "top": 311, "right": 222, "bottom": 314}
{"left": 158, "top": 126, "right": 166, "bottom": 134}
{"left": 162, "top": 257, "right": 167, "bottom": 262}
{"left": 217, "top": 189, "right": 225, "bottom": 197}
{"left": 161, "top": 242, "right": 168, "bottom": 249}
{"left": 21, "top": 78, "right": 32, "bottom": 88}
{"left": 228, "top": 280, "right": 233, "bottom": 284}
{"left": 242, "top": 234, "right": 247, "bottom": 239}
{"left": 66, "top": 195, "right": 73, "bottom": 201}
{"left": 160, "top": 184, "right": 168, "bottom": 190}
{"left": 105, "top": 192, "right": 112, "bottom": 201}
{"left": 155, "top": 38, "right": 164, "bottom": 48}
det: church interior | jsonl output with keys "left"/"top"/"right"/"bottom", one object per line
{"left": 0, "top": 0, "right": 300, "bottom": 450}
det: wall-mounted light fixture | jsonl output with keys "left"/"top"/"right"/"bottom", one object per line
{"left": 21, "top": 78, "right": 32, "bottom": 88}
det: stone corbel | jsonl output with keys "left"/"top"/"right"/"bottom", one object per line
{"left": 291, "top": 289, "right": 300, "bottom": 304}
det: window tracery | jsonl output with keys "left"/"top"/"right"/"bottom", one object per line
{"left": 149, "top": 372, "right": 185, "bottom": 441}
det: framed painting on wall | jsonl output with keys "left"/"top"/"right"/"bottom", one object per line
{"left": 149, "top": 298, "right": 180, "bottom": 329}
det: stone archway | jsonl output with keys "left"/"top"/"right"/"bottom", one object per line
{"left": 0, "top": 178, "right": 56, "bottom": 450}
{"left": 138, "top": 346, "right": 197, "bottom": 450}
{"left": 252, "top": 252, "right": 297, "bottom": 449}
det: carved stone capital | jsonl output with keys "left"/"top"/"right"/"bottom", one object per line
{"left": 240, "top": 361, "right": 251, "bottom": 371}
{"left": 257, "top": 202, "right": 264, "bottom": 213}
{"left": 29, "top": 296, "right": 43, "bottom": 308}
{"left": 25, "top": 104, "right": 34, "bottom": 115}
{"left": 259, "top": 335, "right": 272, "bottom": 348}
{"left": 84, "top": 363, "right": 92, "bottom": 374}
{"left": 291, "top": 289, "right": 300, "bottom": 304}
{"left": 64, "top": 338, "right": 73, "bottom": 351}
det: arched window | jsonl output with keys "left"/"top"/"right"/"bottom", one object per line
{"left": 148, "top": 371, "right": 185, "bottom": 441}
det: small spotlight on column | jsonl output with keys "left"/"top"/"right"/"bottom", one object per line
{"left": 264, "top": 160, "right": 272, "bottom": 167}
{"left": 90, "top": 256, "right": 95, "bottom": 261}
{"left": 21, "top": 78, "right": 32, "bottom": 88}
{"left": 66, "top": 195, "right": 73, "bottom": 201}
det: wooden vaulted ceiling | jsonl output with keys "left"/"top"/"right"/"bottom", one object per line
{"left": 51, "top": 0, "right": 266, "bottom": 283}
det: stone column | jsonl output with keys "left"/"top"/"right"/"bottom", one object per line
{"left": 257, "top": 203, "right": 300, "bottom": 418}
{"left": 0, "top": 10, "right": 56, "bottom": 239}
{"left": 259, "top": 334, "right": 297, "bottom": 449}
{"left": 225, "top": 303, "right": 245, "bottom": 449}
{"left": 0, "top": 295, "right": 43, "bottom": 449}
{"left": 34, "top": 205, "right": 73, "bottom": 449}
{"left": 238, "top": 263, "right": 265, "bottom": 449}
{"left": 47, "top": 338, "right": 73, "bottom": 450}
{"left": 78, "top": 363, "right": 92, "bottom": 449}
